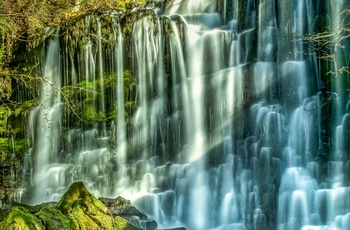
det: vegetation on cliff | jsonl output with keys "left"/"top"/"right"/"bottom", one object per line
{"left": 0, "top": 0, "right": 146, "bottom": 66}
{"left": 0, "top": 0, "right": 154, "bottom": 210}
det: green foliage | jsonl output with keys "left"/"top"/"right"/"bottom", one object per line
{"left": 0, "top": 138, "right": 10, "bottom": 164}
{"left": 77, "top": 80, "right": 95, "bottom": 90}
{"left": 63, "top": 69, "right": 135, "bottom": 126}
{"left": 0, "top": 75, "right": 12, "bottom": 100}
{"left": 125, "top": 101, "right": 136, "bottom": 120}
{"left": 13, "top": 100, "right": 37, "bottom": 116}
{"left": 13, "top": 139, "right": 26, "bottom": 155}
{"left": 121, "top": 13, "right": 139, "bottom": 39}
{"left": 6, "top": 100, "right": 37, "bottom": 137}
{"left": 0, "top": 0, "right": 147, "bottom": 70}
{"left": 82, "top": 98, "right": 104, "bottom": 123}
{"left": 0, "top": 48, "right": 4, "bottom": 71}
{"left": 0, "top": 105, "right": 11, "bottom": 135}
{"left": 104, "top": 72, "right": 118, "bottom": 88}
{"left": 0, "top": 137, "right": 25, "bottom": 165}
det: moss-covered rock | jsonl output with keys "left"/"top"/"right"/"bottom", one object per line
{"left": 0, "top": 206, "right": 44, "bottom": 230}
{"left": 57, "top": 181, "right": 114, "bottom": 228}
{"left": 35, "top": 206, "right": 73, "bottom": 230}
{"left": 57, "top": 181, "right": 141, "bottom": 230}
{"left": 113, "top": 216, "right": 140, "bottom": 230}
{"left": 0, "top": 182, "right": 144, "bottom": 229}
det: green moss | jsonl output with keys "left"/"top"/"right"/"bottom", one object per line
{"left": 35, "top": 206, "right": 73, "bottom": 230}
{"left": 0, "top": 206, "right": 44, "bottom": 230}
{"left": 78, "top": 39, "right": 87, "bottom": 51}
{"left": 106, "top": 105, "right": 117, "bottom": 121}
{"left": 125, "top": 101, "right": 135, "bottom": 115}
{"left": 0, "top": 138, "right": 10, "bottom": 165}
{"left": 82, "top": 99, "right": 104, "bottom": 123}
{"left": 0, "top": 182, "right": 143, "bottom": 229}
{"left": 104, "top": 72, "right": 118, "bottom": 88}
{"left": 121, "top": 13, "right": 138, "bottom": 39}
{"left": 113, "top": 216, "right": 140, "bottom": 230}
{"left": 13, "top": 99, "right": 36, "bottom": 116}
{"left": 57, "top": 182, "right": 114, "bottom": 229}
{"left": 0, "top": 105, "right": 11, "bottom": 135}
{"left": 13, "top": 139, "right": 26, "bottom": 155}
{"left": 0, "top": 137, "right": 10, "bottom": 149}
{"left": 5, "top": 99, "right": 37, "bottom": 137}
{"left": 77, "top": 80, "right": 95, "bottom": 91}
{"left": 0, "top": 75, "right": 12, "bottom": 100}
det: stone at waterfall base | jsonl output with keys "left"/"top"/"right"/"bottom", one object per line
{"left": 0, "top": 182, "right": 144, "bottom": 230}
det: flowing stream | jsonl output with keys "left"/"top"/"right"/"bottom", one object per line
{"left": 24, "top": 0, "right": 350, "bottom": 229}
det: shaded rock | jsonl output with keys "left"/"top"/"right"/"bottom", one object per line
{"left": 123, "top": 205, "right": 149, "bottom": 218}
{"left": 114, "top": 216, "right": 142, "bottom": 229}
{"left": 100, "top": 196, "right": 132, "bottom": 215}
{"left": 100, "top": 195, "right": 158, "bottom": 230}
{"left": 158, "top": 228, "right": 187, "bottom": 230}
{"left": 35, "top": 206, "right": 73, "bottom": 230}
{"left": 14, "top": 201, "right": 57, "bottom": 214}
{"left": 140, "top": 219, "right": 158, "bottom": 230}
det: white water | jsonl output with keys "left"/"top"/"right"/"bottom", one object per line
{"left": 24, "top": 1, "right": 350, "bottom": 230}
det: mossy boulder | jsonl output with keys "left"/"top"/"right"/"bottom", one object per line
{"left": 57, "top": 181, "right": 141, "bottom": 230}
{"left": 57, "top": 181, "right": 114, "bottom": 229}
{"left": 0, "top": 182, "right": 143, "bottom": 229}
{"left": 0, "top": 206, "right": 44, "bottom": 230}
{"left": 35, "top": 206, "right": 73, "bottom": 230}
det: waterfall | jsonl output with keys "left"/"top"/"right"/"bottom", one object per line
{"left": 23, "top": 0, "right": 350, "bottom": 229}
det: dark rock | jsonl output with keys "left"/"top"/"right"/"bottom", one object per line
{"left": 158, "top": 228, "right": 187, "bottom": 230}
{"left": 140, "top": 219, "right": 158, "bottom": 230}
{"left": 100, "top": 195, "right": 158, "bottom": 230}
{"left": 100, "top": 196, "right": 132, "bottom": 215}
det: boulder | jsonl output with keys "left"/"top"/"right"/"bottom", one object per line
{"left": 0, "top": 181, "right": 142, "bottom": 230}
{"left": 35, "top": 206, "right": 73, "bottom": 230}
{"left": 57, "top": 181, "right": 114, "bottom": 229}
{"left": 100, "top": 195, "right": 158, "bottom": 230}
{"left": 0, "top": 206, "right": 44, "bottom": 230}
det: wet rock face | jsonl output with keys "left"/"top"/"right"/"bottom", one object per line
{"left": 100, "top": 196, "right": 158, "bottom": 230}
{"left": 0, "top": 182, "right": 146, "bottom": 230}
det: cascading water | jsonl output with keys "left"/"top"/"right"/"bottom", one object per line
{"left": 23, "top": 0, "right": 350, "bottom": 229}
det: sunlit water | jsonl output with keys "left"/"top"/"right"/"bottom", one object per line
{"left": 24, "top": 0, "right": 350, "bottom": 229}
